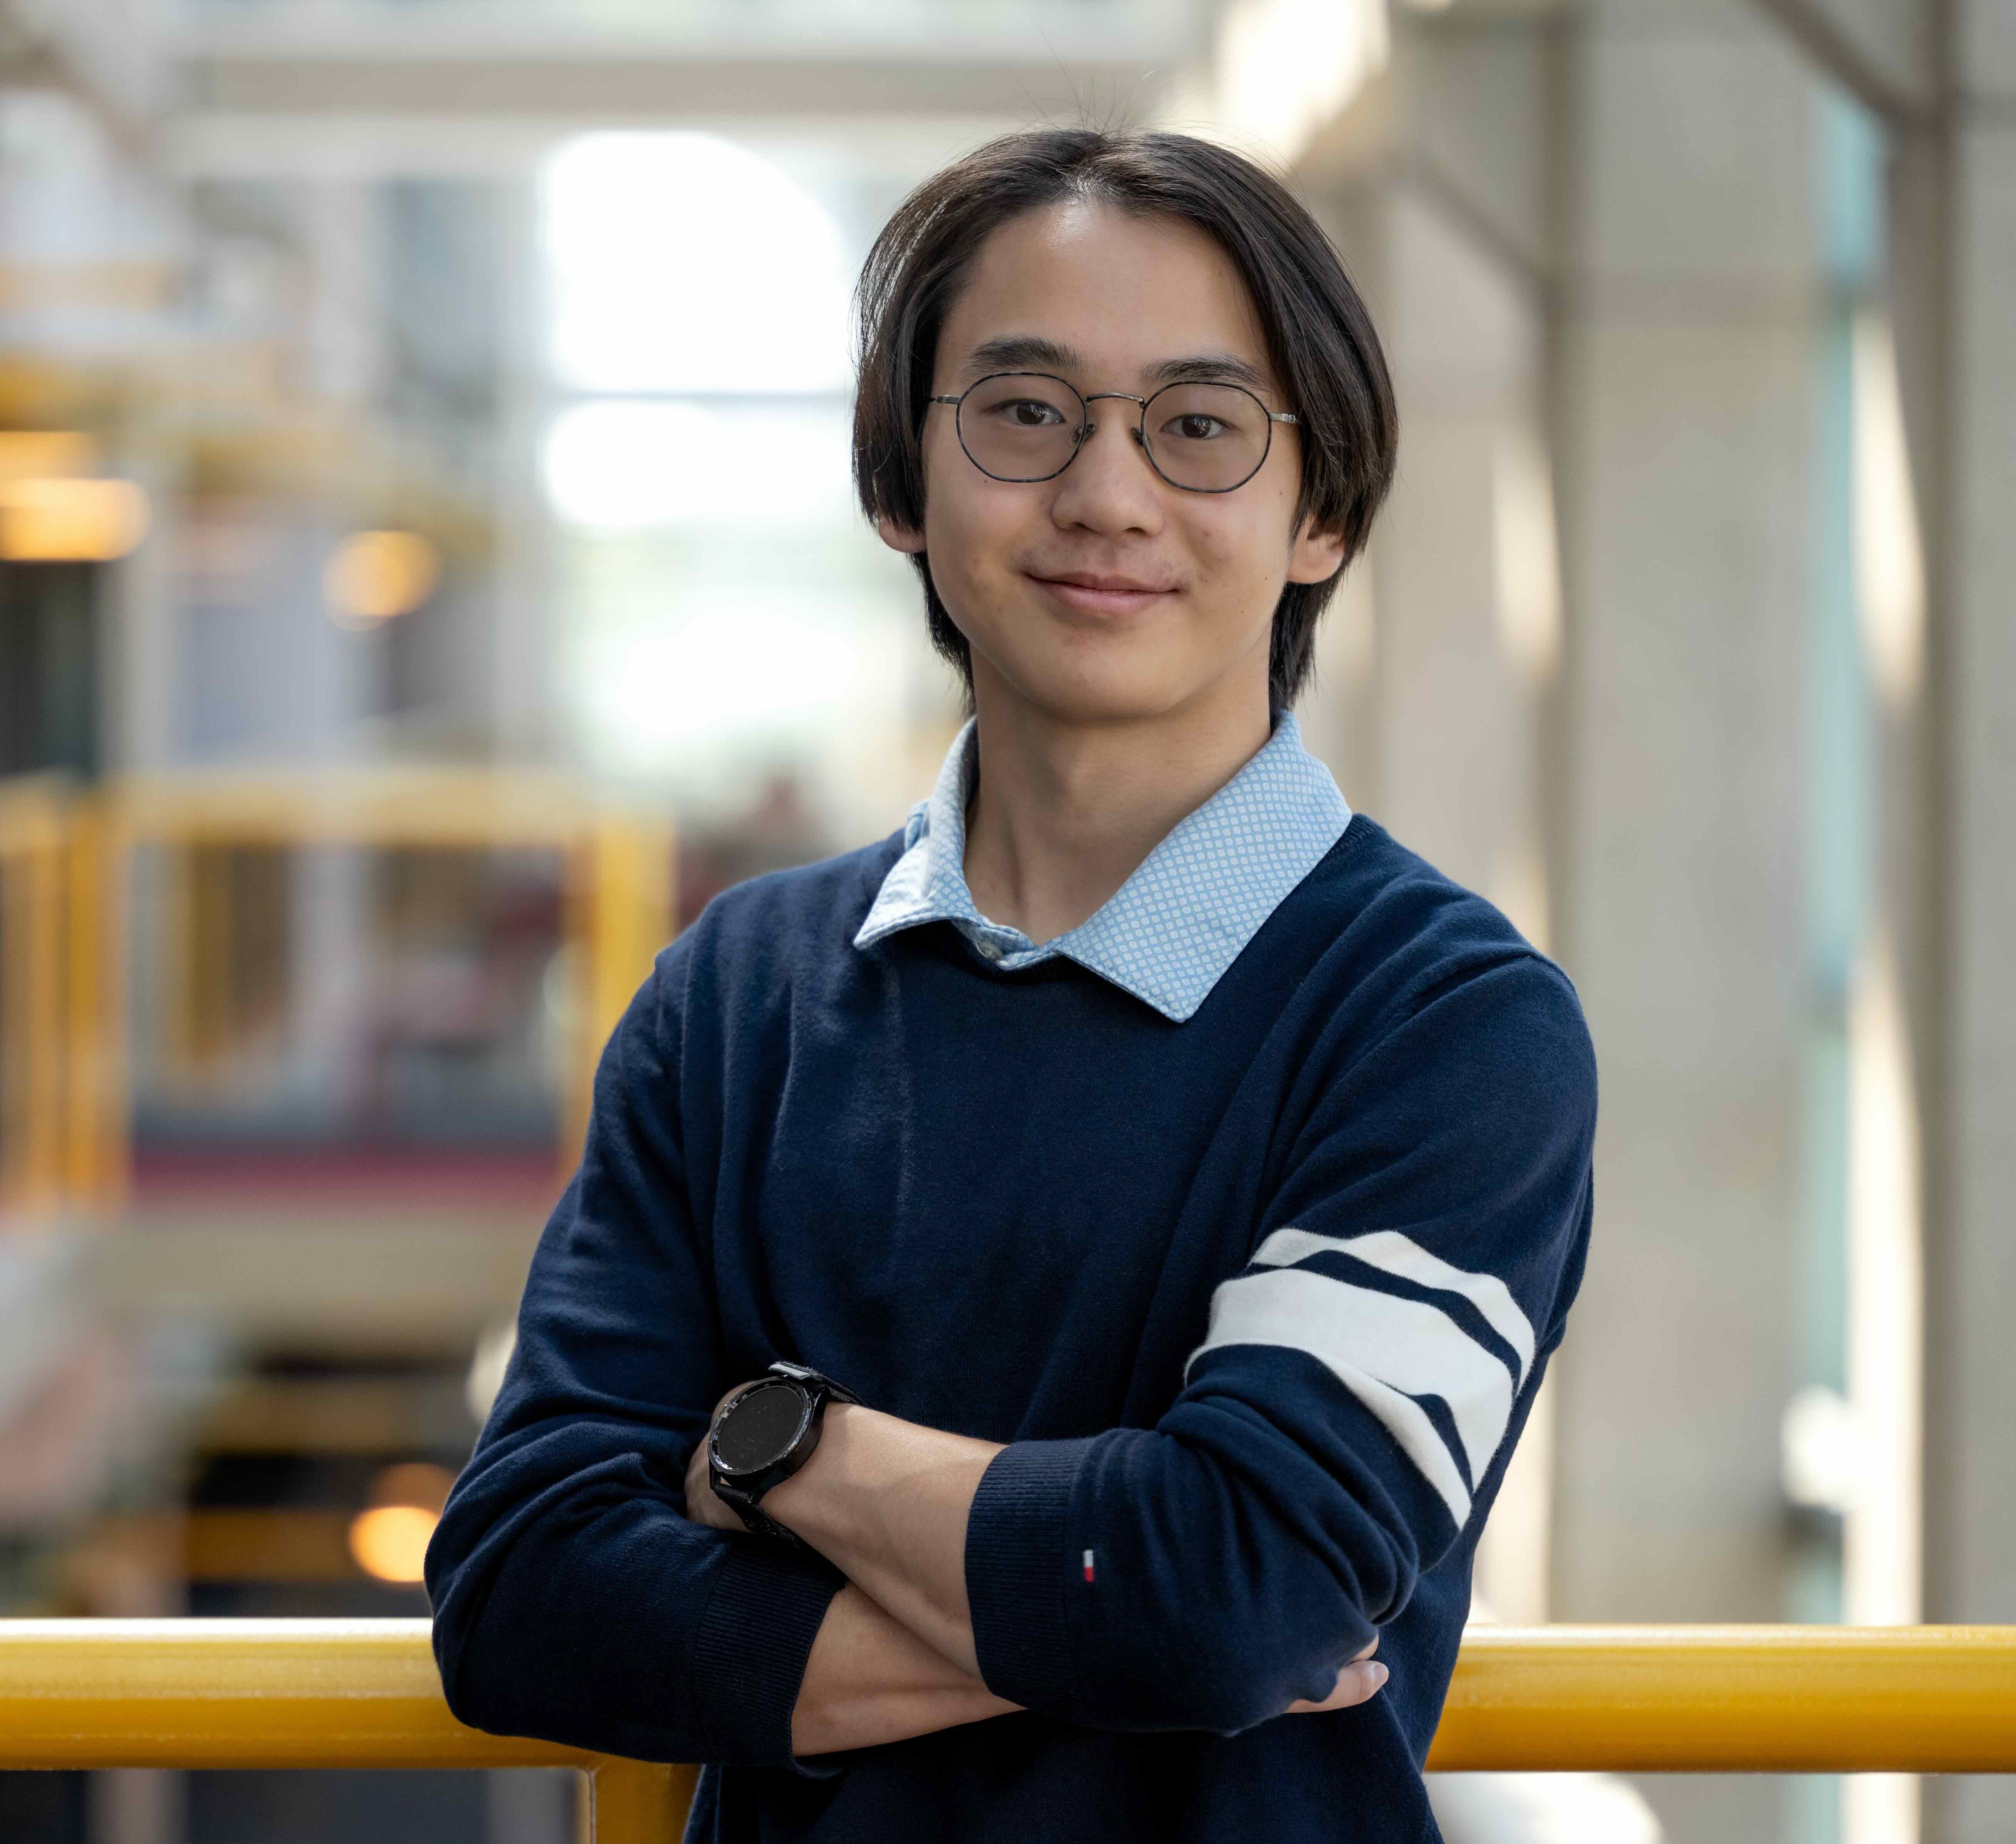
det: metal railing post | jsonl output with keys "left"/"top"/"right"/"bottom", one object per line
{"left": 20, "top": 804, "right": 66, "bottom": 1204}
{"left": 570, "top": 815, "right": 674, "bottom": 1157}
{"left": 0, "top": 780, "right": 70, "bottom": 1211}
{"left": 588, "top": 1758, "right": 699, "bottom": 1844}
{"left": 0, "top": 777, "right": 133, "bottom": 1215}
{"left": 64, "top": 794, "right": 127, "bottom": 1209}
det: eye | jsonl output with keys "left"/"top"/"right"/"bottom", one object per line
{"left": 1163, "top": 412, "right": 1231, "bottom": 442}
{"left": 994, "top": 398, "right": 1069, "bottom": 429}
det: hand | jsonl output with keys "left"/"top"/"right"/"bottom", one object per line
{"left": 1284, "top": 1636, "right": 1386, "bottom": 1714}
{"left": 682, "top": 1383, "right": 752, "bottom": 1532}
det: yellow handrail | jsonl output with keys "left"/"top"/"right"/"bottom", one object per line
{"left": 3, "top": 1619, "right": 2016, "bottom": 1842}
{"left": 0, "top": 1619, "right": 692, "bottom": 1843}
{"left": 1431, "top": 1623, "right": 2016, "bottom": 1772}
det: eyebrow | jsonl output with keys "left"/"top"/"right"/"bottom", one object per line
{"left": 962, "top": 335, "right": 1275, "bottom": 396}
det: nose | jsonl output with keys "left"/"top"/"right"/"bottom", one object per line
{"left": 1048, "top": 398, "right": 1162, "bottom": 534}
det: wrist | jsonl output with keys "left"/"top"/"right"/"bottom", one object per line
{"left": 764, "top": 1401, "right": 866, "bottom": 1547}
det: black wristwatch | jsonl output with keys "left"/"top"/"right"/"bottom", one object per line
{"left": 707, "top": 1361, "right": 860, "bottom": 1546}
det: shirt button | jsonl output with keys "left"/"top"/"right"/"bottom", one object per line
{"left": 976, "top": 939, "right": 1003, "bottom": 961}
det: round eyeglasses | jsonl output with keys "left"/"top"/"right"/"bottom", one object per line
{"left": 927, "top": 371, "right": 1298, "bottom": 495}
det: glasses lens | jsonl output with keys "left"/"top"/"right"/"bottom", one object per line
{"left": 957, "top": 374, "right": 1084, "bottom": 481}
{"left": 1142, "top": 383, "right": 1272, "bottom": 491}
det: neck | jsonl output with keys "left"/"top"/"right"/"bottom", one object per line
{"left": 960, "top": 666, "right": 1276, "bottom": 946}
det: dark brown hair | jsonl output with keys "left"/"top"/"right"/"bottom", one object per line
{"left": 851, "top": 125, "right": 1398, "bottom": 711}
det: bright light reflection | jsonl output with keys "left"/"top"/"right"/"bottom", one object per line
{"left": 349, "top": 1505, "right": 437, "bottom": 1584}
{"left": 1429, "top": 1770, "right": 1662, "bottom": 1844}
{"left": 1214, "top": 0, "right": 1388, "bottom": 165}
{"left": 0, "top": 477, "right": 149, "bottom": 561}
{"left": 323, "top": 529, "right": 439, "bottom": 626}
{"left": 1843, "top": 936, "right": 1923, "bottom": 1844}
{"left": 1846, "top": 937, "right": 1923, "bottom": 1629}
{"left": 584, "top": 595, "right": 863, "bottom": 764}
{"left": 1851, "top": 311, "right": 1926, "bottom": 711}
{"left": 1492, "top": 425, "right": 1564, "bottom": 689}
{"left": 543, "top": 131, "right": 852, "bottom": 395}
{"left": 542, "top": 400, "right": 854, "bottom": 531}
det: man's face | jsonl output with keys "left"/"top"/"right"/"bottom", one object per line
{"left": 876, "top": 202, "right": 1346, "bottom": 727}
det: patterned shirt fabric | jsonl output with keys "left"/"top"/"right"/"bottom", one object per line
{"left": 852, "top": 708, "right": 1352, "bottom": 1023}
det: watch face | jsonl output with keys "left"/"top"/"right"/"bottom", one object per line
{"left": 714, "top": 1380, "right": 808, "bottom": 1475}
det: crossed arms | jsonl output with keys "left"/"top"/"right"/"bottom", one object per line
{"left": 426, "top": 941, "right": 1594, "bottom": 1774}
{"left": 680, "top": 1393, "right": 1386, "bottom": 1754}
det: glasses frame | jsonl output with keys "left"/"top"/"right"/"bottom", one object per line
{"left": 926, "top": 370, "right": 1299, "bottom": 495}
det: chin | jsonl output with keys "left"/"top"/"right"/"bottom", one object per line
{"left": 1001, "top": 655, "right": 1208, "bottom": 726}
{"left": 962, "top": 602, "right": 1258, "bottom": 726}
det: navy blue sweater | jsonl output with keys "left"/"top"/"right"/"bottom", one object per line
{"left": 427, "top": 815, "right": 1597, "bottom": 1843}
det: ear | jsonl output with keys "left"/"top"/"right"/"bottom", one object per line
{"left": 1285, "top": 512, "right": 1348, "bottom": 586}
{"left": 875, "top": 510, "right": 928, "bottom": 556}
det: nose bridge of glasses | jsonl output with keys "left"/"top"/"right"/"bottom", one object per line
{"left": 1072, "top": 390, "right": 1150, "bottom": 455}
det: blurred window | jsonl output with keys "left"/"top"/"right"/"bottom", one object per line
{"left": 536, "top": 130, "right": 952, "bottom": 844}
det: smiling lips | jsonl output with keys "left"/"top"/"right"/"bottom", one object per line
{"left": 1029, "top": 570, "right": 1177, "bottom": 616}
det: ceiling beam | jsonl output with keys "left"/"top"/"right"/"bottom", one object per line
{"left": 185, "top": 53, "right": 1183, "bottom": 122}
{"left": 1744, "top": 0, "right": 1940, "bottom": 126}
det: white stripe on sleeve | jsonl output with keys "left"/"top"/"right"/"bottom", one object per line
{"left": 1250, "top": 1227, "right": 1536, "bottom": 1384}
{"left": 1184, "top": 1265, "right": 1523, "bottom": 1527}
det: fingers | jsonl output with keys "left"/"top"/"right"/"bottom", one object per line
{"left": 1284, "top": 1659, "right": 1386, "bottom": 1714}
{"left": 1282, "top": 1647, "right": 1388, "bottom": 1715}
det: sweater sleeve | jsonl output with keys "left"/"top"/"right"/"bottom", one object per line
{"left": 963, "top": 951, "right": 1597, "bottom": 1736}
{"left": 424, "top": 943, "right": 844, "bottom": 1771}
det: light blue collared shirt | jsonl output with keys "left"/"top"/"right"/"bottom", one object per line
{"left": 852, "top": 710, "right": 1352, "bottom": 1023}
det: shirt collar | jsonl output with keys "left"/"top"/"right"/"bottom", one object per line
{"left": 853, "top": 709, "right": 1351, "bottom": 1022}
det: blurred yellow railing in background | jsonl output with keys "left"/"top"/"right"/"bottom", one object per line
{"left": 0, "top": 776, "right": 99, "bottom": 1212}
{"left": 0, "top": 770, "right": 674, "bottom": 1216}
{"left": 3, "top": 1620, "right": 2016, "bottom": 1841}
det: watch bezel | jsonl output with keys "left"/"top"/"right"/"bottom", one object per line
{"left": 708, "top": 1376, "right": 815, "bottom": 1481}
{"left": 704, "top": 1364, "right": 860, "bottom": 1544}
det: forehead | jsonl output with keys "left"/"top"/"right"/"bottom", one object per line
{"left": 939, "top": 201, "right": 1275, "bottom": 387}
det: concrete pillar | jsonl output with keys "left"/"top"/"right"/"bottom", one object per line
{"left": 1298, "top": 9, "right": 1566, "bottom": 1627}
{"left": 1365, "top": 191, "right": 1554, "bottom": 950}
{"left": 1547, "top": 7, "right": 1832, "bottom": 1839}
{"left": 1296, "top": 12, "right": 1560, "bottom": 945}
{"left": 1922, "top": 7, "right": 2016, "bottom": 1839}
{"left": 489, "top": 174, "right": 557, "bottom": 764}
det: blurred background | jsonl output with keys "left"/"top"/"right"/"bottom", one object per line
{"left": 0, "top": 0, "right": 2007, "bottom": 1841}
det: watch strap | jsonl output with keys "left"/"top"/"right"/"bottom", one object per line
{"left": 712, "top": 1477, "right": 810, "bottom": 1549}
{"left": 767, "top": 1362, "right": 860, "bottom": 1408}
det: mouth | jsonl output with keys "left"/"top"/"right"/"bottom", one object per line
{"left": 1026, "top": 572, "right": 1177, "bottom": 617}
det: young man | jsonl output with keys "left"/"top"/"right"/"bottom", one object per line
{"left": 427, "top": 127, "right": 1597, "bottom": 1844}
